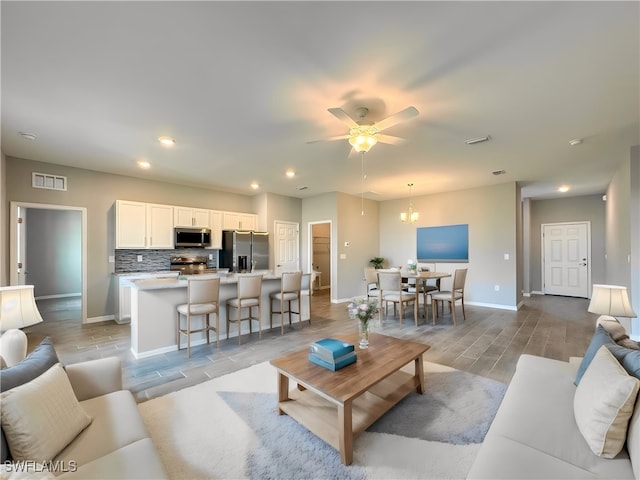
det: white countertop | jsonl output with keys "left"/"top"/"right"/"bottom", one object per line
{"left": 131, "top": 270, "right": 281, "bottom": 290}
{"left": 113, "top": 270, "right": 177, "bottom": 277}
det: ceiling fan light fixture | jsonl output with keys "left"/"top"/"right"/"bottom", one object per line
{"left": 349, "top": 132, "right": 377, "bottom": 152}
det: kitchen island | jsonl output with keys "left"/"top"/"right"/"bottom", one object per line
{"left": 129, "top": 272, "right": 310, "bottom": 358}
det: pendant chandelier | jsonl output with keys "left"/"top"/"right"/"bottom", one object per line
{"left": 400, "top": 183, "right": 419, "bottom": 224}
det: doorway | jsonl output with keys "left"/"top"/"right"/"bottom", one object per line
{"left": 10, "top": 202, "right": 87, "bottom": 323}
{"left": 309, "top": 222, "right": 331, "bottom": 293}
{"left": 542, "top": 221, "right": 591, "bottom": 298}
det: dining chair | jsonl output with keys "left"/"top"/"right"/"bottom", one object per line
{"left": 430, "top": 268, "right": 468, "bottom": 326}
{"left": 377, "top": 270, "right": 418, "bottom": 327}
{"left": 226, "top": 274, "right": 263, "bottom": 344}
{"left": 364, "top": 267, "right": 380, "bottom": 301}
{"left": 176, "top": 277, "right": 220, "bottom": 357}
{"left": 269, "top": 271, "right": 303, "bottom": 334}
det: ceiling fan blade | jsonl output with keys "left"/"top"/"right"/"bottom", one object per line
{"left": 328, "top": 107, "right": 360, "bottom": 128}
{"left": 374, "top": 106, "right": 419, "bottom": 131}
{"left": 307, "top": 134, "right": 350, "bottom": 144}
{"left": 376, "top": 134, "right": 407, "bottom": 146}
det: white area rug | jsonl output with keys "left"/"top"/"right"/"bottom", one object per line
{"left": 138, "top": 361, "right": 506, "bottom": 479}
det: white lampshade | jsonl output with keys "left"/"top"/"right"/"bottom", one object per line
{"left": 588, "top": 284, "right": 637, "bottom": 318}
{"left": 0, "top": 285, "right": 44, "bottom": 333}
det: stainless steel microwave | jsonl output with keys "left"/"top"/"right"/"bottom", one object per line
{"left": 174, "top": 227, "right": 211, "bottom": 248}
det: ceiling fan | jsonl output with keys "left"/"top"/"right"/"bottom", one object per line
{"left": 311, "top": 105, "right": 419, "bottom": 153}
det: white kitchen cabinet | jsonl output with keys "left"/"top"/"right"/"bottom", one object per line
{"left": 115, "top": 272, "right": 179, "bottom": 323}
{"left": 222, "top": 211, "right": 257, "bottom": 231}
{"left": 174, "top": 207, "right": 211, "bottom": 228}
{"left": 208, "top": 210, "right": 223, "bottom": 249}
{"left": 115, "top": 200, "right": 174, "bottom": 249}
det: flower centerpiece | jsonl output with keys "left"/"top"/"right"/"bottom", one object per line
{"left": 407, "top": 259, "right": 418, "bottom": 274}
{"left": 347, "top": 298, "right": 379, "bottom": 349}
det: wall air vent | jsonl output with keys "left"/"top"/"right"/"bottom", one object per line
{"left": 32, "top": 172, "right": 67, "bottom": 191}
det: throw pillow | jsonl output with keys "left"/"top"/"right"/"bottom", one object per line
{"left": 574, "top": 325, "right": 616, "bottom": 385}
{"left": 607, "top": 343, "right": 640, "bottom": 379}
{"left": 0, "top": 337, "right": 59, "bottom": 463}
{"left": 0, "top": 363, "right": 92, "bottom": 462}
{"left": 618, "top": 337, "right": 640, "bottom": 350}
{"left": 598, "top": 317, "right": 628, "bottom": 341}
{"left": 574, "top": 345, "right": 640, "bottom": 458}
{"left": 598, "top": 316, "right": 640, "bottom": 350}
{"left": 0, "top": 337, "right": 59, "bottom": 391}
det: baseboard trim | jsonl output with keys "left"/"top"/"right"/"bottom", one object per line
{"left": 85, "top": 314, "right": 115, "bottom": 324}
{"left": 131, "top": 338, "right": 208, "bottom": 360}
{"left": 464, "top": 301, "right": 518, "bottom": 311}
{"left": 35, "top": 293, "right": 81, "bottom": 300}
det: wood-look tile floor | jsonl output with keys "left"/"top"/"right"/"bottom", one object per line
{"left": 26, "top": 290, "right": 596, "bottom": 403}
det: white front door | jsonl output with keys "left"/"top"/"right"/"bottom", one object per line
{"left": 274, "top": 221, "right": 299, "bottom": 274}
{"left": 542, "top": 222, "right": 590, "bottom": 298}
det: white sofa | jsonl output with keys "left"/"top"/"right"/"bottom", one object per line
{"left": 0, "top": 337, "right": 167, "bottom": 479}
{"left": 468, "top": 324, "right": 640, "bottom": 479}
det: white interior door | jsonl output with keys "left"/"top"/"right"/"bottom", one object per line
{"left": 542, "top": 222, "right": 590, "bottom": 298}
{"left": 274, "top": 221, "right": 299, "bottom": 274}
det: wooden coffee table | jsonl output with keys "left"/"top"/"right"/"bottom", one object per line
{"left": 269, "top": 333, "right": 430, "bottom": 465}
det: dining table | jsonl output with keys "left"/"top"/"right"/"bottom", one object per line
{"left": 402, "top": 270, "right": 452, "bottom": 319}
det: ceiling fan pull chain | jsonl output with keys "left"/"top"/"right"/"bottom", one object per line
{"left": 361, "top": 151, "right": 366, "bottom": 216}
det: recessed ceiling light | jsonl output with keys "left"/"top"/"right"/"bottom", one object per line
{"left": 19, "top": 132, "right": 37, "bottom": 141}
{"left": 558, "top": 185, "right": 570, "bottom": 193}
{"left": 286, "top": 170, "right": 296, "bottom": 178}
{"left": 250, "top": 182, "right": 260, "bottom": 190}
{"left": 569, "top": 138, "right": 583, "bottom": 146}
{"left": 464, "top": 135, "right": 491, "bottom": 145}
{"left": 137, "top": 160, "right": 151, "bottom": 169}
{"left": 158, "top": 136, "right": 176, "bottom": 147}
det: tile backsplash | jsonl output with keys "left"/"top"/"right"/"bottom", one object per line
{"left": 115, "top": 249, "right": 218, "bottom": 273}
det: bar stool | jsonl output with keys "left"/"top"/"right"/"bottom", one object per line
{"left": 269, "top": 271, "right": 302, "bottom": 334}
{"left": 226, "top": 274, "right": 263, "bottom": 344}
{"left": 176, "top": 277, "right": 220, "bottom": 358}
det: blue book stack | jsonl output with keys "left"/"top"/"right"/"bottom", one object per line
{"left": 309, "top": 338, "right": 357, "bottom": 371}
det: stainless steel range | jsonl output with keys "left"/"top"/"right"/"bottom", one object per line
{"left": 170, "top": 256, "right": 220, "bottom": 275}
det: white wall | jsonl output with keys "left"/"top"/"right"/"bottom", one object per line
{"left": 5, "top": 156, "right": 258, "bottom": 319}
{"left": 380, "top": 182, "right": 519, "bottom": 310}
{"left": 0, "top": 152, "right": 6, "bottom": 286}
{"left": 26, "top": 209, "right": 82, "bottom": 297}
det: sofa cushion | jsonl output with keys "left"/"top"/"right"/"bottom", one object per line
{"left": 574, "top": 346, "right": 640, "bottom": 458}
{"left": 0, "top": 337, "right": 59, "bottom": 463}
{"left": 574, "top": 325, "right": 616, "bottom": 385}
{"left": 54, "top": 389, "right": 150, "bottom": 468}
{"left": 0, "top": 363, "right": 92, "bottom": 462}
{"left": 58, "top": 438, "right": 167, "bottom": 479}
{"left": 476, "top": 354, "right": 636, "bottom": 478}
{"left": 627, "top": 398, "right": 640, "bottom": 480}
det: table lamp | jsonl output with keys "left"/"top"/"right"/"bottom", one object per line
{"left": 0, "top": 285, "right": 44, "bottom": 333}
{"left": 588, "top": 284, "right": 637, "bottom": 323}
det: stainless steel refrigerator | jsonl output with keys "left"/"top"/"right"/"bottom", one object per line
{"left": 220, "top": 230, "right": 269, "bottom": 272}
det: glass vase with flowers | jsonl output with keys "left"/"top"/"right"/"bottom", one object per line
{"left": 347, "top": 298, "right": 379, "bottom": 349}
